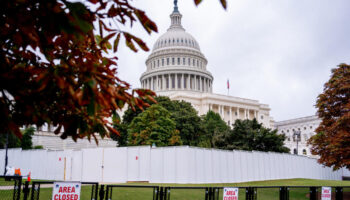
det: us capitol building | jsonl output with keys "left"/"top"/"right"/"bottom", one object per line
{"left": 30, "top": 1, "right": 277, "bottom": 150}
{"left": 140, "top": 2, "right": 274, "bottom": 128}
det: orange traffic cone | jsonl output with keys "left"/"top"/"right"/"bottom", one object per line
{"left": 28, "top": 172, "right": 31, "bottom": 182}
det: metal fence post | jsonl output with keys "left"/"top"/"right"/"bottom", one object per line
{"left": 246, "top": 187, "right": 257, "bottom": 200}
{"left": 90, "top": 183, "right": 98, "bottom": 200}
{"left": 22, "top": 181, "right": 30, "bottom": 200}
{"left": 158, "top": 187, "right": 163, "bottom": 200}
{"left": 205, "top": 187, "right": 210, "bottom": 200}
{"left": 99, "top": 185, "right": 105, "bottom": 200}
{"left": 165, "top": 187, "right": 170, "bottom": 200}
{"left": 30, "top": 182, "right": 40, "bottom": 200}
{"left": 335, "top": 187, "right": 343, "bottom": 200}
{"left": 13, "top": 176, "right": 22, "bottom": 200}
{"left": 279, "top": 186, "right": 289, "bottom": 200}
{"left": 309, "top": 187, "right": 318, "bottom": 200}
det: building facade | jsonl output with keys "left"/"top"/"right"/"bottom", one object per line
{"left": 140, "top": 2, "right": 273, "bottom": 128}
{"left": 275, "top": 115, "right": 321, "bottom": 157}
{"left": 32, "top": 125, "right": 117, "bottom": 150}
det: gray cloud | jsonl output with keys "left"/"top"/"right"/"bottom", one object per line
{"left": 115, "top": 0, "right": 350, "bottom": 121}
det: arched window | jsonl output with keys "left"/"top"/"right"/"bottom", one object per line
{"left": 188, "top": 58, "right": 191, "bottom": 66}
{"left": 167, "top": 58, "right": 169, "bottom": 65}
{"left": 183, "top": 58, "right": 185, "bottom": 65}
{"left": 162, "top": 59, "right": 164, "bottom": 66}
{"left": 172, "top": 58, "right": 175, "bottom": 65}
{"left": 177, "top": 58, "right": 180, "bottom": 65}
{"left": 293, "top": 149, "right": 297, "bottom": 155}
{"left": 303, "top": 149, "right": 307, "bottom": 155}
{"left": 157, "top": 60, "right": 159, "bottom": 67}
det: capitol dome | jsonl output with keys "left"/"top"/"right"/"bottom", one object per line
{"left": 140, "top": 1, "right": 213, "bottom": 93}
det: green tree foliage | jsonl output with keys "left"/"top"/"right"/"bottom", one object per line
{"left": 21, "top": 126, "right": 35, "bottom": 150}
{"left": 0, "top": 126, "right": 35, "bottom": 149}
{"left": 199, "top": 111, "right": 230, "bottom": 148}
{"left": 128, "top": 104, "right": 182, "bottom": 146}
{"left": 309, "top": 63, "right": 350, "bottom": 170}
{"left": 222, "top": 119, "right": 289, "bottom": 153}
{"left": 156, "top": 97, "right": 203, "bottom": 146}
{"left": 115, "top": 96, "right": 202, "bottom": 146}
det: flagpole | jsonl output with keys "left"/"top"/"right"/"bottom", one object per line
{"left": 227, "top": 79, "right": 230, "bottom": 96}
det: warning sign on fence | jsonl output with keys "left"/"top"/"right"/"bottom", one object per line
{"left": 223, "top": 187, "right": 239, "bottom": 200}
{"left": 52, "top": 182, "right": 81, "bottom": 200}
{"left": 321, "top": 186, "right": 331, "bottom": 200}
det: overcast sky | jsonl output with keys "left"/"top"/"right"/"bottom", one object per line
{"left": 112, "top": 0, "right": 350, "bottom": 122}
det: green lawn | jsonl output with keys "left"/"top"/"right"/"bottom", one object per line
{"left": 105, "top": 178, "right": 350, "bottom": 200}
{"left": 1, "top": 178, "right": 350, "bottom": 200}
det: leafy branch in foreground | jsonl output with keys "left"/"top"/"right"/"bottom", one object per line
{"left": 0, "top": 0, "right": 226, "bottom": 142}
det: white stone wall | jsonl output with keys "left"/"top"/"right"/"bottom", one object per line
{"left": 160, "top": 91, "right": 273, "bottom": 128}
{"left": 32, "top": 130, "right": 117, "bottom": 150}
{"left": 275, "top": 115, "right": 321, "bottom": 157}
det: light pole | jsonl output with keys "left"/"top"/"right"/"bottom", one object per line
{"left": 293, "top": 130, "right": 301, "bottom": 155}
{"left": 3, "top": 132, "right": 9, "bottom": 175}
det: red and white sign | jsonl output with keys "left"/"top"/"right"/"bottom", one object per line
{"left": 52, "top": 182, "right": 81, "bottom": 200}
{"left": 321, "top": 187, "right": 331, "bottom": 200}
{"left": 223, "top": 187, "right": 238, "bottom": 200}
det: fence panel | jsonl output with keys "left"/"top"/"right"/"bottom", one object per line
{"left": 30, "top": 181, "right": 98, "bottom": 200}
{"left": 105, "top": 185, "right": 159, "bottom": 200}
{"left": 0, "top": 176, "right": 22, "bottom": 200}
{"left": 164, "top": 186, "right": 208, "bottom": 200}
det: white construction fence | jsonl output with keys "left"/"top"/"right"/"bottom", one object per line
{"left": 0, "top": 146, "right": 348, "bottom": 183}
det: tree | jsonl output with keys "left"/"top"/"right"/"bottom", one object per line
{"left": 156, "top": 97, "right": 203, "bottom": 146}
{"left": 128, "top": 104, "right": 182, "bottom": 146}
{"left": 0, "top": 126, "right": 35, "bottom": 149}
{"left": 1, "top": 0, "right": 158, "bottom": 142}
{"left": 222, "top": 119, "right": 289, "bottom": 153}
{"left": 115, "top": 96, "right": 203, "bottom": 146}
{"left": 1, "top": 0, "right": 226, "bottom": 142}
{"left": 21, "top": 126, "right": 35, "bottom": 150}
{"left": 309, "top": 63, "right": 350, "bottom": 170}
{"left": 199, "top": 111, "right": 230, "bottom": 148}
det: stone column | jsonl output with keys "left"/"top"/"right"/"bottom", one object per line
{"left": 175, "top": 74, "right": 177, "bottom": 89}
{"left": 187, "top": 74, "right": 190, "bottom": 90}
{"left": 162, "top": 75, "right": 166, "bottom": 90}
{"left": 220, "top": 105, "right": 223, "bottom": 118}
{"left": 194, "top": 75, "right": 197, "bottom": 91}
{"left": 244, "top": 109, "right": 247, "bottom": 119}
{"left": 229, "top": 107, "right": 232, "bottom": 125}
{"left": 181, "top": 74, "right": 184, "bottom": 90}
{"left": 205, "top": 78, "right": 208, "bottom": 92}
{"left": 168, "top": 74, "right": 171, "bottom": 89}
{"left": 156, "top": 76, "right": 159, "bottom": 91}
{"left": 248, "top": 109, "right": 250, "bottom": 119}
